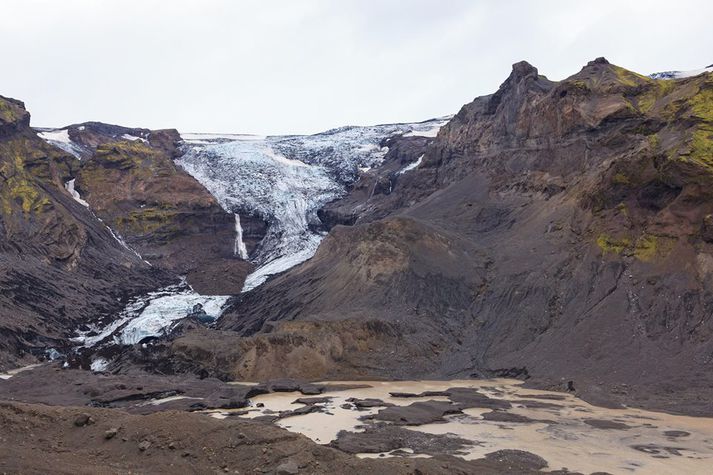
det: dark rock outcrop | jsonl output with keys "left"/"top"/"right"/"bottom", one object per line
{"left": 72, "top": 126, "right": 253, "bottom": 293}
{"left": 0, "top": 96, "right": 170, "bottom": 370}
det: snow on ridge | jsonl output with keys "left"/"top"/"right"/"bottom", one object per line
{"left": 649, "top": 66, "right": 713, "bottom": 80}
{"left": 37, "top": 128, "right": 84, "bottom": 158}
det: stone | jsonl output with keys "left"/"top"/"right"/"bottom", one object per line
{"left": 73, "top": 413, "right": 93, "bottom": 427}
{"left": 275, "top": 460, "right": 299, "bottom": 475}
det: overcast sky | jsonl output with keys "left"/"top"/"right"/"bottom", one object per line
{"left": 2, "top": 0, "right": 712, "bottom": 135}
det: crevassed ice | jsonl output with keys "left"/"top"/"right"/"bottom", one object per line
{"left": 118, "top": 291, "right": 229, "bottom": 345}
{"left": 178, "top": 115, "right": 453, "bottom": 292}
{"left": 120, "top": 133, "right": 147, "bottom": 143}
{"left": 90, "top": 358, "right": 109, "bottom": 372}
{"left": 177, "top": 140, "right": 341, "bottom": 291}
{"left": 78, "top": 280, "right": 230, "bottom": 347}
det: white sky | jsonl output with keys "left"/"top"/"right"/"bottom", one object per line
{"left": 2, "top": 0, "right": 712, "bottom": 135}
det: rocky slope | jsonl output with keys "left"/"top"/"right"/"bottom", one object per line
{"left": 0, "top": 97, "right": 169, "bottom": 370}
{"left": 45, "top": 122, "right": 256, "bottom": 294}
{"left": 137, "top": 59, "right": 713, "bottom": 415}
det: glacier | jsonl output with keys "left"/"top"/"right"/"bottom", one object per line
{"left": 41, "top": 115, "right": 452, "bottom": 349}
{"left": 178, "top": 116, "right": 451, "bottom": 292}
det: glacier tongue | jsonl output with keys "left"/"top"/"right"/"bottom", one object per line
{"left": 177, "top": 139, "right": 340, "bottom": 291}
{"left": 178, "top": 116, "right": 452, "bottom": 292}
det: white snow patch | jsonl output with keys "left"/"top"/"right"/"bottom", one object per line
{"left": 650, "top": 66, "right": 713, "bottom": 80}
{"left": 398, "top": 154, "right": 424, "bottom": 174}
{"left": 120, "top": 133, "right": 147, "bottom": 143}
{"left": 64, "top": 179, "right": 89, "bottom": 207}
{"left": 90, "top": 358, "right": 109, "bottom": 372}
{"left": 38, "top": 128, "right": 71, "bottom": 144}
{"left": 37, "top": 128, "right": 84, "bottom": 158}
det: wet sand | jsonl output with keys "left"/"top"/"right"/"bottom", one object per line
{"left": 208, "top": 379, "right": 713, "bottom": 474}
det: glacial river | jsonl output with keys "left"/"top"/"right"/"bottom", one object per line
{"left": 207, "top": 379, "right": 713, "bottom": 475}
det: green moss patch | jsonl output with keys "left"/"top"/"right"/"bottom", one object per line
{"left": 596, "top": 234, "right": 631, "bottom": 255}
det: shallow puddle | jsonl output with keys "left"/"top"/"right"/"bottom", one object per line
{"left": 209, "top": 379, "right": 713, "bottom": 474}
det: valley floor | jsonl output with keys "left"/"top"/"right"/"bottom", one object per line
{"left": 2, "top": 366, "right": 712, "bottom": 474}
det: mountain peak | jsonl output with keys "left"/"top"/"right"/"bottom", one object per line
{"left": 510, "top": 60, "right": 539, "bottom": 80}
{"left": 587, "top": 56, "right": 610, "bottom": 66}
{"left": 0, "top": 95, "right": 31, "bottom": 134}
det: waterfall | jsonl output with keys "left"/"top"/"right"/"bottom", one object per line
{"left": 234, "top": 213, "right": 249, "bottom": 259}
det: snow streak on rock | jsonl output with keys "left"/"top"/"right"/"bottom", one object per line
{"left": 398, "top": 154, "right": 424, "bottom": 175}
{"left": 649, "top": 66, "right": 713, "bottom": 80}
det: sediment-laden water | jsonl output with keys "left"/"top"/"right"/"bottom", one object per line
{"left": 206, "top": 379, "right": 713, "bottom": 474}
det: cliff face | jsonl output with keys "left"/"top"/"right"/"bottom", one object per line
{"left": 172, "top": 60, "right": 713, "bottom": 414}
{"left": 71, "top": 125, "right": 253, "bottom": 294}
{"left": 0, "top": 97, "right": 169, "bottom": 369}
